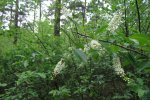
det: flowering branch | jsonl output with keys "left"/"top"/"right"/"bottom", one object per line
{"left": 76, "top": 32, "right": 149, "bottom": 58}
{"left": 66, "top": 16, "right": 148, "bottom": 57}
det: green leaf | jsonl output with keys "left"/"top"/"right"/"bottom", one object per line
{"left": 37, "top": 73, "right": 46, "bottom": 79}
{"left": 0, "top": 22, "right": 3, "bottom": 27}
{"left": 109, "top": 45, "right": 120, "bottom": 53}
{"left": 112, "top": 95, "right": 130, "bottom": 99}
{"left": 23, "top": 60, "right": 29, "bottom": 67}
{"left": 129, "top": 39, "right": 139, "bottom": 45}
{"left": 144, "top": 68, "right": 150, "bottom": 72}
{"left": 96, "top": 25, "right": 108, "bottom": 33}
{"left": 130, "top": 34, "right": 150, "bottom": 46}
{"left": 137, "top": 61, "right": 150, "bottom": 72}
{"left": 74, "top": 49, "right": 87, "bottom": 62}
{"left": 142, "top": 46, "right": 150, "bottom": 52}
{"left": 137, "top": 88, "right": 145, "bottom": 98}
{"left": 0, "top": 83, "right": 7, "bottom": 87}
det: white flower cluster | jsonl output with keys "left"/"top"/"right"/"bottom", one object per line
{"left": 53, "top": 58, "right": 65, "bottom": 76}
{"left": 61, "top": 7, "right": 72, "bottom": 18}
{"left": 107, "top": 12, "right": 122, "bottom": 33}
{"left": 84, "top": 40, "right": 102, "bottom": 51}
{"left": 112, "top": 55, "right": 125, "bottom": 77}
{"left": 84, "top": 40, "right": 106, "bottom": 56}
{"left": 90, "top": 40, "right": 102, "bottom": 49}
{"left": 123, "top": 76, "right": 131, "bottom": 83}
{"left": 83, "top": 44, "right": 90, "bottom": 52}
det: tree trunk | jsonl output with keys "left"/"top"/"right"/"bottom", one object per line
{"left": 135, "top": 0, "right": 141, "bottom": 33}
{"left": 124, "top": 0, "right": 129, "bottom": 37}
{"left": 13, "top": 0, "right": 19, "bottom": 44}
{"left": 39, "top": 0, "right": 42, "bottom": 21}
{"left": 33, "top": 4, "right": 37, "bottom": 33}
{"left": 9, "top": 3, "right": 13, "bottom": 28}
{"left": 82, "top": 0, "right": 86, "bottom": 27}
{"left": 54, "top": 0, "right": 61, "bottom": 36}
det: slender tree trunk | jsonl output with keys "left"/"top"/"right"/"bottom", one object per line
{"left": 0, "top": 6, "right": 5, "bottom": 30}
{"left": 39, "top": 0, "right": 42, "bottom": 21}
{"left": 54, "top": 0, "right": 61, "bottom": 36}
{"left": 9, "top": 4, "right": 13, "bottom": 28}
{"left": 82, "top": 0, "right": 86, "bottom": 27}
{"left": 124, "top": 0, "right": 129, "bottom": 37}
{"left": 13, "top": 0, "right": 19, "bottom": 44}
{"left": 33, "top": 4, "right": 36, "bottom": 33}
{"left": 145, "top": 22, "right": 150, "bottom": 34}
{"left": 135, "top": 0, "right": 141, "bottom": 33}
{"left": 0, "top": 11, "right": 4, "bottom": 23}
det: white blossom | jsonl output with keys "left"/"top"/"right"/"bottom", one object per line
{"left": 83, "top": 40, "right": 106, "bottom": 56}
{"left": 90, "top": 40, "right": 101, "bottom": 50}
{"left": 98, "top": 48, "right": 106, "bottom": 56}
{"left": 112, "top": 55, "right": 125, "bottom": 77}
{"left": 107, "top": 12, "right": 122, "bottom": 32}
{"left": 83, "top": 40, "right": 104, "bottom": 51}
{"left": 53, "top": 58, "right": 65, "bottom": 76}
{"left": 68, "top": 47, "right": 75, "bottom": 51}
{"left": 83, "top": 44, "right": 90, "bottom": 52}
{"left": 61, "top": 7, "right": 72, "bottom": 18}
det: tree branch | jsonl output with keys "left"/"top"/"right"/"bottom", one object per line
{"left": 76, "top": 32, "right": 149, "bottom": 58}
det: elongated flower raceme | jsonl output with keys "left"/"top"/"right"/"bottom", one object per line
{"left": 107, "top": 12, "right": 122, "bottom": 32}
{"left": 53, "top": 58, "right": 65, "bottom": 76}
{"left": 112, "top": 55, "right": 125, "bottom": 77}
{"left": 112, "top": 54, "right": 132, "bottom": 83}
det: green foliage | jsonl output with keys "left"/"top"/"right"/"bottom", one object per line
{"left": 74, "top": 49, "right": 87, "bottom": 63}
{"left": 1, "top": 71, "right": 48, "bottom": 100}
{"left": 49, "top": 86, "right": 71, "bottom": 99}
{"left": 0, "top": 83, "right": 7, "bottom": 87}
{"left": 130, "top": 34, "right": 150, "bottom": 46}
{"left": 0, "top": 0, "right": 150, "bottom": 99}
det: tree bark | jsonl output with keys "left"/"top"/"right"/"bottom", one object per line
{"left": 135, "top": 0, "right": 141, "bottom": 33}
{"left": 39, "top": 0, "right": 42, "bottom": 21}
{"left": 124, "top": 0, "right": 129, "bottom": 37}
{"left": 54, "top": 0, "right": 61, "bottom": 36}
{"left": 13, "top": 0, "right": 19, "bottom": 44}
{"left": 82, "top": 0, "right": 86, "bottom": 27}
{"left": 9, "top": 2, "right": 13, "bottom": 28}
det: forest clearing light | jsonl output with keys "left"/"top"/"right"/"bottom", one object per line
{"left": 1, "top": 0, "right": 111, "bottom": 30}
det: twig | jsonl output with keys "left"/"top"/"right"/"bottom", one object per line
{"left": 145, "top": 21, "right": 150, "bottom": 34}
{"left": 61, "top": 28, "right": 78, "bottom": 45}
{"left": 24, "top": 19, "right": 50, "bottom": 56}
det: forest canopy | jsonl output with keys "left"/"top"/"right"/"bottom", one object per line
{"left": 0, "top": 0, "right": 150, "bottom": 99}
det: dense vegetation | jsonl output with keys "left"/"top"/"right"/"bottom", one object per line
{"left": 0, "top": 0, "right": 150, "bottom": 99}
